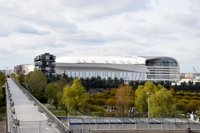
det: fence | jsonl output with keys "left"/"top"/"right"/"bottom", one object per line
{"left": 17, "top": 120, "right": 51, "bottom": 133}
{"left": 58, "top": 117, "right": 200, "bottom": 133}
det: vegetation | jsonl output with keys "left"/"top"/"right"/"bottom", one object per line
{"left": 0, "top": 72, "right": 6, "bottom": 120}
{"left": 45, "top": 82, "right": 62, "bottom": 109}
{"left": 116, "top": 84, "right": 134, "bottom": 116}
{"left": 27, "top": 70, "right": 47, "bottom": 102}
{"left": 149, "top": 88, "right": 176, "bottom": 117}
{"left": 62, "top": 79, "right": 86, "bottom": 115}
{"left": 0, "top": 73, "right": 5, "bottom": 107}
{"left": 11, "top": 71, "right": 200, "bottom": 118}
{"left": 135, "top": 82, "right": 176, "bottom": 117}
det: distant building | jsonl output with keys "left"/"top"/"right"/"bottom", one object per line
{"left": 178, "top": 73, "right": 200, "bottom": 84}
{"left": 56, "top": 56, "right": 180, "bottom": 82}
{"left": 0, "top": 69, "right": 13, "bottom": 75}
{"left": 14, "top": 64, "right": 34, "bottom": 75}
{"left": 34, "top": 53, "right": 56, "bottom": 76}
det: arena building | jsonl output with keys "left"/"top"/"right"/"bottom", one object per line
{"left": 55, "top": 56, "right": 180, "bottom": 82}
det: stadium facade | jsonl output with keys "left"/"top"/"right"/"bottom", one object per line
{"left": 55, "top": 56, "right": 180, "bottom": 82}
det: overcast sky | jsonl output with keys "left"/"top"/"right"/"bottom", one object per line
{"left": 0, "top": 0, "right": 200, "bottom": 72}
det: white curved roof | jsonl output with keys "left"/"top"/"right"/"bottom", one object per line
{"left": 57, "top": 56, "right": 146, "bottom": 65}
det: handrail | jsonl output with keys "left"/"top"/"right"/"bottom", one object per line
{"left": 11, "top": 78, "right": 70, "bottom": 133}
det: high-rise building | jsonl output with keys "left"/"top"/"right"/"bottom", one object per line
{"left": 34, "top": 53, "right": 56, "bottom": 76}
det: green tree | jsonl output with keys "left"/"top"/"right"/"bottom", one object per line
{"left": 10, "top": 73, "right": 17, "bottom": 81}
{"left": 0, "top": 73, "right": 5, "bottom": 86}
{"left": 0, "top": 88, "right": 4, "bottom": 107}
{"left": 135, "top": 81, "right": 176, "bottom": 117}
{"left": 135, "top": 85, "right": 148, "bottom": 114}
{"left": 135, "top": 81, "right": 157, "bottom": 114}
{"left": 27, "top": 70, "right": 47, "bottom": 101}
{"left": 24, "top": 72, "right": 32, "bottom": 88}
{"left": 116, "top": 84, "right": 133, "bottom": 116}
{"left": 45, "top": 82, "right": 62, "bottom": 109}
{"left": 0, "top": 72, "right": 5, "bottom": 107}
{"left": 18, "top": 74, "right": 25, "bottom": 85}
{"left": 62, "top": 79, "right": 86, "bottom": 115}
{"left": 149, "top": 88, "right": 176, "bottom": 117}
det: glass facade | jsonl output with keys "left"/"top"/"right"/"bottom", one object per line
{"left": 145, "top": 58, "right": 179, "bottom": 81}
{"left": 146, "top": 58, "right": 178, "bottom": 67}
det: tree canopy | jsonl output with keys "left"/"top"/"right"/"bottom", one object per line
{"left": 116, "top": 84, "right": 134, "bottom": 116}
{"left": 0, "top": 72, "right": 6, "bottom": 107}
{"left": 27, "top": 70, "right": 47, "bottom": 101}
{"left": 62, "top": 78, "right": 86, "bottom": 115}
{"left": 135, "top": 81, "right": 176, "bottom": 117}
{"left": 149, "top": 87, "right": 176, "bottom": 117}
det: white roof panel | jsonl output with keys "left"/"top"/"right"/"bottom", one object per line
{"left": 57, "top": 56, "right": 146, "bottom": 65}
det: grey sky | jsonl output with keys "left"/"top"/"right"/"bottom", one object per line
{"left": 0, "top": 0, "right": 200, "bottom": 72}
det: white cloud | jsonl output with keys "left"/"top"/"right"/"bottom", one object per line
{"left": 0, "top": 0, "right": 199, "bottom": 72}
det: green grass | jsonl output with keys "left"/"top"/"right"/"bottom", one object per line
{"left": 50, "top": 109, "right": 66, "bottom": 116}
{"left": 44, "top": 104, "right": 67, "bottom": 116}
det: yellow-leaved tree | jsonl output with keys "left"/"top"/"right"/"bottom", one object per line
{"left": 62, "top": 79, "right": 86, "bottom": 115}
{"left": 116, "top": 84, "right": 134, "bottom": 116}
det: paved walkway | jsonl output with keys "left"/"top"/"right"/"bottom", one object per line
{"left": 6, "top": 78, "right": 60, "bottom": 133}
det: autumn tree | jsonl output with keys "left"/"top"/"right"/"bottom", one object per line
{"left": 62, "top": 79, "right": 86, "bottom": 115}
{"left": 116, "top": 84, "right": 134, "bottom": 116}
{"left": 27, "top": 70, "right": 47, "bottom": 101}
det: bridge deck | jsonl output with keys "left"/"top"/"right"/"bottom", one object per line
{"left": 6, "top": 78, "right": 60, "bottom": 133}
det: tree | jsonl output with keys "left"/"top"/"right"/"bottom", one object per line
{"left": 10, "top": 73, "right": 17, "bottom": 81}
{"left": 135, "top": 81, "right": 176, "bottom": 117}
{"left": 45, "top": 82, "right": 62, "bottom": 109}
{"left": 24, "top": 72, "right": 32, "bottom": 88}
{"left": 27, "top": 70, "right": 47, "bottom": 101}
{"left": 116, "top": 84, "right": 134, "bottom": 116}
{"left": 135, "top": 85, "right": 148, "bottom": 114}
{"left": 0, "top": 88, "right": 4, "bottom": 107}
{"left": 18, "top": 74, "right": 25, "bottom": 85}
{"left": 0, "top": 72, "right": 5, "bottom": 107}
{"left": 149, "top": 88, "right": 176, "bottom": 117}
{"left": 62, "top": 79, "right": 86, "bottom": 115}
{"left": 0, "top": 72, "right": 5, "bottom": 86}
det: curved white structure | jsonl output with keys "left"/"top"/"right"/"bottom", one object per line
{"left": 56, "top": 56, "right": 180, "bottom": 82}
